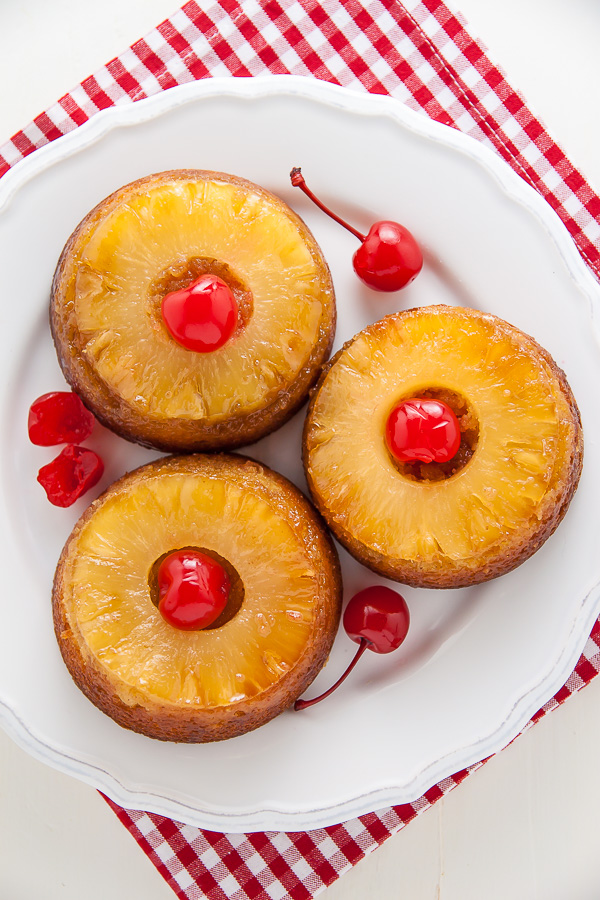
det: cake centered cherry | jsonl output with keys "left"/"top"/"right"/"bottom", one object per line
{"left": 161, "top": 274, "right": 238, "bottom": 352}
{"left": 294, "top": 586, "right": 410, "bottom": 710}
{"left": 290, "top": 167, "right": 423, "bottom": 291}
{"left": 157, "top": 549, "right": 231, "bottom": 630}
{"left": 386, "top": 398, "right": 461, "bottom": 465}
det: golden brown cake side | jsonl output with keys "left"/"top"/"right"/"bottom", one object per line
{"left": 51, "top": 170, "right": 336, "bottom": 452}
{"left": 303, "top": 305, "right": 583, "bottom": 589}
{"left": 52, "top": 454, "right": 342, "bottom": 741}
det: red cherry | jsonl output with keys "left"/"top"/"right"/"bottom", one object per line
{"left": 290, "top": 167, "right": 423, "bottom": 291}
{"left": 343, "top": 586, "right": 411, "bottom": 653}
{"left": 37, "top": 444, "right": 104, "bottom": 507}
{"left": 386, "top": 398, "right": 461, "bottom": 465}
{"left": 161, "top": 274, "right": 237, "bottom": 353}
{"left": 294, "top": 586, "right": 409, "bottom": 710}
{"left": 157, "top": 550, "right": 230, "bottom": 631}
{"left": 352, "top": 221, "right": 422, "bottom": 292}
{"left": 28, "top": 391, "right": 95, "bottom": 446}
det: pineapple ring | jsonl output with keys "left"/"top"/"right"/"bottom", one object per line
{"left": 303, "top": 305, "right": 583, "bottom": 588}
{"left": 51, "top": 170, "right": 336, "bottom": 452}
{"left": 53, "top": 455, "right": 342, "bottom": 742}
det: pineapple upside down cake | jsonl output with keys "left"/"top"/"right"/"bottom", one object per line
{"left": 303, "top": 305, "right": 583, "bottom": 589}
{"left": 46, "top": 165, "right": 583, "bottom": 739}
{"left": 52, "top": 454, "right": 342, "bottom": 742}
{"left": 50, "top": 170, "right": 336, "bottom": 453}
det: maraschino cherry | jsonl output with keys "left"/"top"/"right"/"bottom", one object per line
{"left": 386, "top": 398, "right": 461, "bottom": 464}
{"left": 28, "top": 391, "right": 95, "bottom": 446}
{"left": 290, "top": 168, "right": 423, "bottom": 291}
{"left": 294, "top": 586, "right": 410, "bottom": 710}
{"left": 161, "top": 274, "right": 238, "bottom": 352}
{"left": 37, "top": 444, "right": 104, "bottom": 507}
{"left": 157, "top": 549, "right": 230, "bottom": 630}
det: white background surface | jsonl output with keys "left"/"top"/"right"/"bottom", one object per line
{"left": 1, "top": 1, "right": 599, "bottom": 898}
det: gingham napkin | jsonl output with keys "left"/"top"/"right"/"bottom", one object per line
{"left": 3, "top": 2, "right": 600, "bottom": 898}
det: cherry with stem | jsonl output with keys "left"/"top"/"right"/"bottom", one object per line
{"left": 294, "top": 585, "right": 410, "bottom": 711}
{"left": 290, "top": 168, "right": 423, "bottom": 292}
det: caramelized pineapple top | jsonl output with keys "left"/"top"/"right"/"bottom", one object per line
{"left": 58, "top": 456, "right": 340, "bottom": 709}
{"left": 304, "top": 306, "right": 582, "bottom": 571}
{"left": 57, "top": 171, "right": 335, "bottom": 422}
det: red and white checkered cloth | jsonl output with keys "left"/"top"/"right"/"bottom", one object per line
{"left": 3, "top": 2, "right": 600, "bottom": 898}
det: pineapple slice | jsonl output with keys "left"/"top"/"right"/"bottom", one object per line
{"left": 304, "top": 306, "right": 583, "bottom": 588}
{"left": 51, "top": 170, "right": 335, "bottom": 451}
{"left": 53, "top": 455, "right": 341, "bottom": 742}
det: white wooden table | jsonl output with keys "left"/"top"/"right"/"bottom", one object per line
{"left": 1, "top": 2, "right": 599, "bottom": 897}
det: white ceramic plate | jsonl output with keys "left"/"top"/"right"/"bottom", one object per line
{"left": 1, "top": 76, "right": 599, "bottom": 833}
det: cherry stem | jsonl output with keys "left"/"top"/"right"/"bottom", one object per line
{"left": 294, "top": 638, "right": 370, "bottom": 711}
{"left": 290, "top": 167, "right": 366, "bottom": 243}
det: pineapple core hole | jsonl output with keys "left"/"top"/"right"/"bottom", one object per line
{"left": 390, "top": 387, "right": 479, "bottom": 483}
{"left": 148, "top": 546, "right": 245, "bottom": 629}
{"left": 148, "top": 256, "right": 253, "bottom": 339}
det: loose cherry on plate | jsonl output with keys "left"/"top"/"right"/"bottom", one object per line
{"left": 294, "top": 586, "right": 410, "bottom": 711}
{"left": 37, "top": 444, "right": 104, "bottom": 507}
{"left": 157, "top": 549, "right": 230, "bottom": 631}
{"left": 290, "top": 167, "right": 423, "bottom": 291}
{"left": 28, "top": 391, "right": 95, "bottom": 446}
{"left": 386, "top": 398, "right": 461, "bottom": 465}
{"left": 161, "top": 274, "right": 238, "bottom": 353}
